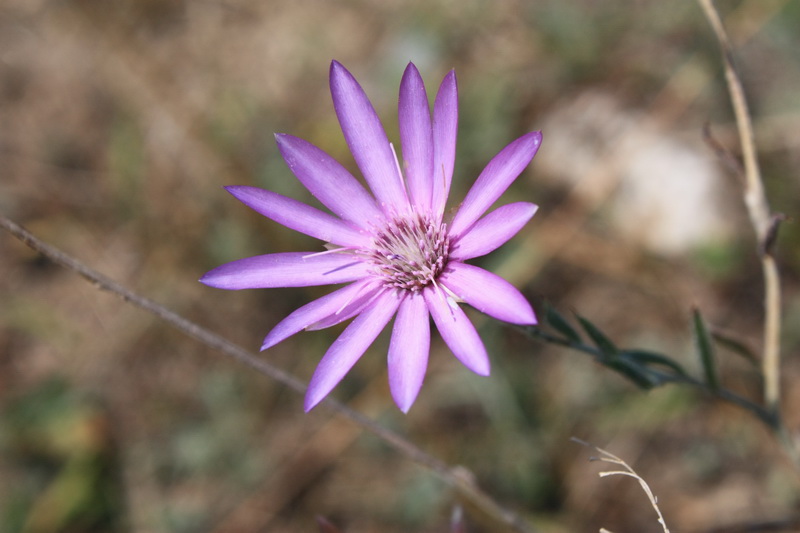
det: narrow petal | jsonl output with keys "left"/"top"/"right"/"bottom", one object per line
{"left": 450, "top": 202, "right": 538, "bottom": 260}
{"left": 399, "top": 63, "right": 434, "bottom": 212}
{"left": 304, "top": 291, "right": 402, "bottom": 411}
{"left": 306, "top": 282, "right": 383, "bottom": 331}
{"left": 423, "top": 286, "right": 490, "bottom": 376}
{"left": 387, "top": 292, "right": 430, "bottom": 412}
{"left": 449, "top": 131, "right": 542, "bottom": 236}
{"left": 431, "top": 70, "right": 458, "bottom": 217}
{"left": 261, "top": 278, "right": 377, "bottom": 350}
{"left": 440, "top": 262, "right": 536, "bottom": 325}
{"left": 275, "top": 133, "right": 383, "bottom": 227}
{"left": 226, "top": 186, "right": 369, "bottom": 247}
{"left": 329, "top": 60, "right": 409, "bottom": 212}
{"left": 199, "top": 252, "right": 368, "bottom": 290}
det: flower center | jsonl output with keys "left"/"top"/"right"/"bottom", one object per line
{"left": 368, "top": 213, "right": 450, "bottom": 292}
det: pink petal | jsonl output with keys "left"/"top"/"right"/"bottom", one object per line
{"left": 199, "top": 252, "right": 368, "bottom": 290}
{"left": 449, "top": 131, "right": 542, "bottom": 236}
{"left": 275, "top": 133, "right": 383, "bottom": 227}
{"left": 306, "top": 282, "right": 383, "bottom": 331}
{"left": 304, "top": 291, "right": 402, "bottom": 411}
{"left": 450, "top": 202, "right": 538, "bottom": 260}
{"left": 440, "top": 262, "right": 536, "bottom": 325}
{"left": 423, "top": 286, "right": 490, "bottom": 376}
{"left": 399, "top": 63, "right": 434, "bottom": 212}
{"left": 431, "top": 70, "right": 458, "bottom": 218}
{"left": 329, "top": 61, "right": 409, "bottom": 213}
{"left": 261, "top": 279, "right": 378, "bottom": 350}
{"left": 387, "top": 292, "right": 430, "bottom": 412}
{"left": 225, "top": 186, "right": 369, "bottom": 247}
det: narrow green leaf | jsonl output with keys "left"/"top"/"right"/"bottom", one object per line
{"left": 620, "top": 350, "right": 689, "bottom": 377}
{"left": 545, "top": 305, "right": 582, "bottom": 344}
{"left": 604, "top": 358, "right": 661, "bottom": 390}
{"left": 692, "top": 308, "right": 719, "bottom": 390}
{"left": 711, "top": 330, "right": 759, "bottom": 368}
{"left": 576, "top": 315, "right": 618, "bottom": 358}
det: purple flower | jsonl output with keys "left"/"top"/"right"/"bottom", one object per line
{"left": 201, "top": 60, "right": 541, "bottom": 413}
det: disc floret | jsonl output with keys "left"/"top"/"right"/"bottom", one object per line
{"left": 368, "top": 213, "right": 450, "bottom": 291}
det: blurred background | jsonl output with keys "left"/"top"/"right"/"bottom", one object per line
{"left": 2, "top": 0, "right": 800, "bottom": 531}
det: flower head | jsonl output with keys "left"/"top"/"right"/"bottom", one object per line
{"left": 201, "top": 60, "right": 542, "bottom": 412}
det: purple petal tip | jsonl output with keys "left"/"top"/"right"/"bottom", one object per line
{"left": 304, "top": 393, "right": 322, "bottom": 412}
{"left": 403, "top": 61, "right": 419, "bottom": 73}
{"left": 330, "top": 60, "right": 345, "bottom": 76}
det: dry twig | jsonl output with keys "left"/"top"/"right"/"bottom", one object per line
{"left": 696, "top": 0, "right": 783, "bottom": 418}
{"left": 0, "top": 214, "right": 538, "bottom": 533}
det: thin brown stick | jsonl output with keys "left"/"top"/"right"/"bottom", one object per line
{"left": 0, "top": 214, "right": 538, "bottom": 533}
{"left": 697, "top": 0, "right": 783, "bottom": 416}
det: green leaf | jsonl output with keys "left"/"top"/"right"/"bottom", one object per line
{"left": 576, "top": 315, "right": 618, "bottom": 358}
{"left": 692, "top": 308, "right": 719, "bottom": 390}
{"left": 545, "top": 305, "right": 582, "bottom": 343}
{"left": 711, "top": 330, "right": 759, "bottom": 368}
{"left": 604, "top": 358, "right": 661, "bottom": 390}
{"left": 620, "top": 350, "right": 689, "bottom": 378}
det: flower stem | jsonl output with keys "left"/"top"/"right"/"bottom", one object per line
{"left": 0, "top": 214, "right": 540, "bottom": 533}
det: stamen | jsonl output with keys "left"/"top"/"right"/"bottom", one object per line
{"left": 434, "top": 162, "right": 447, "bottom": 221}
{"left": 426, "top": 278, "right": 454, "bottom": 320}
{"left": 389, "top": 142, "right": 410, "bottom": 209}
{"left": 366, "top": 212, "right": 450, "bottom": 292}
{"left": 302, "top": 246, "right": 356, "bottom": 260}
{"left": 442, "top": 285, "right": 461, "bottom": 310}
